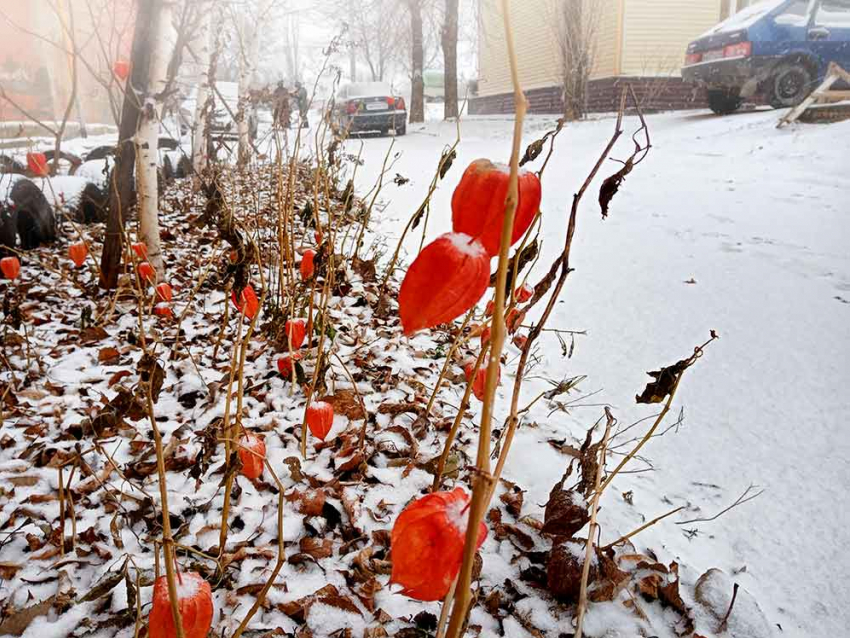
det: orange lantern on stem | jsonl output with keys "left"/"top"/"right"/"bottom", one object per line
{"left": 154, "top": 303, "right": 173, "bottom": 318}
{"left": 156, "top": 282, "right": 173, "bottom": 302}
{"left": 131, "top": 242, "right": 148, "bottom": 260}
{"left": 231, "top": 284, "right": 259, "bottom": 319}
{"left": 68, "top": 242, "right": 88, "bottom": 267}
{"left": 512, "top": 334, "right": 528, "bottom": 350}
{"left": 277, "top": 353, "right": 302, "bottom": 379}
{"left": 26, "top": 152, "right": 49, "bottom": 177}
{"left": 238, "top": 433, "right": 266, "bottom": 480}
{"left": 398, "top": 232, "right": 490, "bottom": 336}
{"left": 451, "top": 159, "right": 542, "bottom": 257}
{"left": 1, "top": 257, "right": 20, "bottom": 280}
{"left": 113, "top": 60, "right": 131, "bottom": 81}
{"left": 515, "top": 282, "right": 534, "bottom": 303}
{"left": 148, "top": 571, "right": 213, "bottom": 638}
{"left": 506, "top": 308, "right": 522, "bottom": 334}
{"left": 390, "top": 487, "right": 488, "bottom": 601}
{"left": 300, "top": 249, "right": 315, "bottom": 280}
{"left": 479, "top": 325, "right": 491, "bottom": 347}
{"left": 138, "top": 261, "right": 155, "bottom": 284}
{"left": 464, "top": 358, "right": 500, "bottom": 401}
{"left": 305, "top": 401, "right": 334, "bottom": 441}
{"left": 285, "top": 318, "right": 306, "bottom": 349}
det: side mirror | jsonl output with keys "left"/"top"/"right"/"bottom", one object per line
{"left": 808, "top": 26, "right": 830, "bottom": 40}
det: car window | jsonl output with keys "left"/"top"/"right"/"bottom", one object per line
{"left": 773, "top": 0, "right": 812, "bottom": 25}
{"left": 815, "top": 0, "right": 850, "bottom": 26}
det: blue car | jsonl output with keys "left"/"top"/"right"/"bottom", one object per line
{"left": 682, "top": 0, "right": 850, "bottom": 114}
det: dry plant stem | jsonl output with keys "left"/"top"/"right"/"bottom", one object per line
{"left": 431, "top": 345, "right": 489, "bottom": 492}
{"left": 424, "top": 310, "right": 474, "bottom": 419}
{"left": 436, "top": 576, "right": 459, "bottom": 638}
{"left": 599, "top": 375, "right": 682, "bottom": 496}
{"left": 231, "top": 458, "right": 285, "bottom": 638}
{"left": 489, "top": 92, "right": 629, "bottom": 501}
{"left": 58, "top": 466, "right": 65, "bottom": 557}
{"left": 332, "top": 353, "right": 369, "bottom": 449}
{"left": 601, "top": 505, "right": 684, "bottom": 551}
{"left": 718, "top": 583, "right": 740, "bottom": 633}
{"left": 574, "top": 409, "right": 615, "bottom": 638}
{"left": 146, "top": 385, "right": 185, "bottom": 638}
{"left": 445, "top": 1, "right": 525, "bottom": 634}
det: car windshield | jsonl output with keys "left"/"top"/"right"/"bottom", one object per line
{"left": 701, "top": 0, "right": 789, "bottom": 35}
{"left": 346, "top": 82, "right": 392, "bottom": 98}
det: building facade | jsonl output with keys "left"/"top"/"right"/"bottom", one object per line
{"left": 472, "top": 0, "right": 752, "bottom": 115}
{"left": 0, "top": 1, "right": 134, "bottom": 127}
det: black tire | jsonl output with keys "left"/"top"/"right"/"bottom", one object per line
{"left": 707, "top": 89, "right": 743, "bottom": 115}
{"left": 769, "top": 62, "right": 813, "bottom": 109}
{"left": 395, "top": 122, "right": 407, "bottom": 136}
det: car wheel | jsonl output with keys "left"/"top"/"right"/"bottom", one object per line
{"left": 395, "top": 122, "right": 407, "bottom": 136}
{"left": 707, "top": 89, "right": 743, "bottom": 115}
{"left": 769, "top": 62, "right": 814, "bottom": 109}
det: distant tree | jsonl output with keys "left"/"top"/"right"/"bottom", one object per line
{"left": 556, "top": 0, "right": 599, "bottom": 121}
{"left": 407, "top": 0, "right": 425, "bottom": 123}
{"left": 442, "top": 0, "right": 458, "bottom": 119}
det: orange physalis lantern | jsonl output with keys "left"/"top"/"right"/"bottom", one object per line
{"left": 148, "top": 572, "right": 213, "bottom": 638}
{"left": 231, "top": 284, "right": 259, "bottom": 319}
{"left": 464, "top": 358, "right": 500, "bottom": 401}
{"left": 285, "top": 318, "right": 306, "bottom": 349}
{"left": 390, "top": 487, "right": 488, "bottom": 601}
{"left": 26, "top": 152, "right": 49, "bottom": 177}
{"left": 132, "top": 242, "right": 148, "bottom": 260}
{"left": 68, "top": 242, "right": 88, "bottom": 267}
{"left": 1, "top": 256, "right": 21, "bottom": 280}
{"left": 306, "top": 401, "right": 334, "bottom": 441}
{"left": 398, "top": 232, "right": 490, "bottom": 336}
{"left": 314, "top": 230, "right": 323, "bottom": 245}
{"left": 506, "top": 308, "right": 522, "bottom": 333}
{"left": 479, "top": 325, "right": 491, "bottom": 347}
{"left": 484, "top": 300, "right": 495, "bottom": 317}
{"left": 451, "top": 159, "right": 542, "bottom": 256}
{"left": 228, "top": 249, "right": 238, "bottom": 264}
{"left": 156, "top": 283, "right": 173, "bottom": 302}
{"left": 238, "top": 433, "right": 266, "bottom": 480}
{"left": 138, "top": 261, "right": 155, "bottom": 284}
{"left": 276, "top": 353, "right": 302, "bottom": 379}
{"left": 153, "top": 303, "right": 173, "bottom": 318}
{"left": 113, "top": 60, "right": 131, "bottom": 81}
{"left": 300, "top": 249, "right": 315, "bottom": 280}
{"left": 515, "top": 282, "right": 534, "bottom": 303}
{"left": 513, "top": 334, "right": 528, "bottom": 350}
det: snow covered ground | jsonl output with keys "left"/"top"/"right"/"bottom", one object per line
{"left": 339, "top": 108, "right": 850, "bottom": 636}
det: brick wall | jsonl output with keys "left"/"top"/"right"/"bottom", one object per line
{"left": 469, "top": 77, "right": 711, "bottom": 115}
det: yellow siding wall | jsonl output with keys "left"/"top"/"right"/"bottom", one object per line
{"left": 477, "top": 0, "right": 563, "bottom": 97}
{"left": 477, "top": 0, "right": 728, "bottom": 97}
{"left": 590, "top": 0, "right": 623, "bottom": 79}
{"left": 620, "top": 0, "right": 722, "bottom": 76}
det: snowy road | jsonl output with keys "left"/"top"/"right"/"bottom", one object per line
{"left": 343, "top": 108, "right": 850, "bottom": 636}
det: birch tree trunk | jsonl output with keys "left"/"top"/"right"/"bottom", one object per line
{"left": 136, "top": 0, "right": 175, "bottom": 276}
{"left": 191, "top": 4, "right": 213, "bottom": 176}
{"left": 100, "top": 0, "right": 155, "bottom": 289}
{"left": 442, "top": 0, "right": 459, "bottom": 119}
{"left": 408, "top": 0, "right": 425, "bottom": 123}
{"left": 237, "top": 6, "right": 263, "bottom": 163}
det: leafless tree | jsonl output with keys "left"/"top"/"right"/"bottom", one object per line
{"left": 407, "top": 0, "right": 425, "bottom": 122}
{"left": 442, "top": 0, "right": 458, "bottom": 119}
{"left": 555, "top": 0, "right": 600, "bottom": 120}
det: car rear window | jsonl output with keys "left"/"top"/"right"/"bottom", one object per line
{"left": 346, "top": 83, "right": 393, "bottom": 98}
{"left": 701, "top": 0, "right": 789, "bottom": 35}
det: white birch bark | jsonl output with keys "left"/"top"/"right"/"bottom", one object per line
{"left": 237, "top": 3, "right": 267, "bottom": 162}
{"left": 191, "top": 4, "right": 213, "bottom": 176}
{"left": 136, "top": 0, "right": 176, "bottom": 276}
